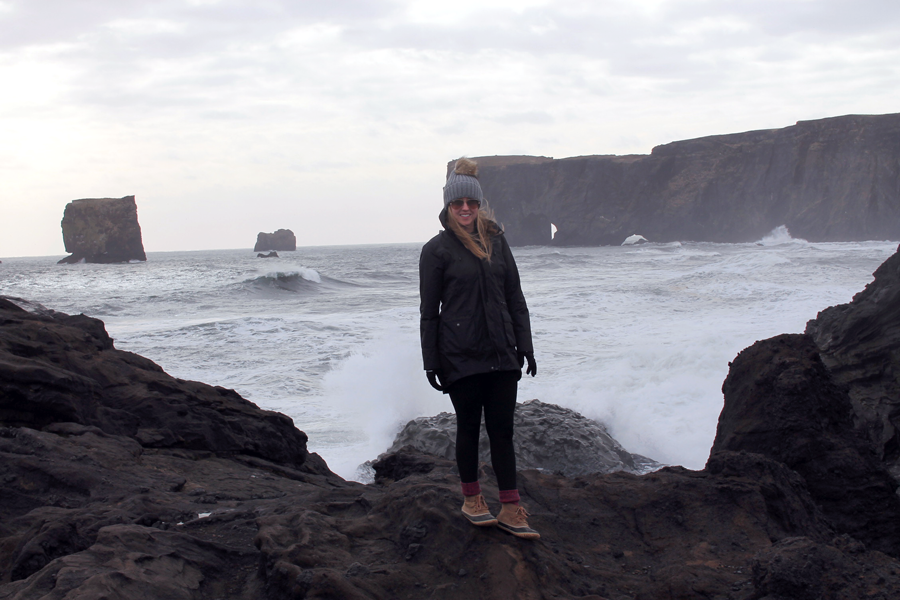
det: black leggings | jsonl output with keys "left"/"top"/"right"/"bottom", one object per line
{"left": 447, "top": 370, "right": 519, "bottom": 492}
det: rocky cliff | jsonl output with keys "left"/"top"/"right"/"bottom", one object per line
{"left": 254, "top": 229, "right": 296, "bottom": 252}
{"left": 806, "top": 244, "right": 900, "bottom": 484}
{"left": 468, "top": 113, "right": 900, "bottom": 246}
{"left": 711, "top": 332, "right": 900, "bottom": 558}
{"left": 4, "top": 245, "right": 900, "bottom": 599}
{"left": 58, "top": 196, "right": 146, "bottom": 264}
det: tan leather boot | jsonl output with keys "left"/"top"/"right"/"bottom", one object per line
{"left": 461, "top": 494, "right": 498, "bottom": 526}
{"left": 497, "top": 503, "right": 540, "bottom": 539}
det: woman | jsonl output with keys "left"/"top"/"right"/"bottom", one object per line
{"left": 419, "top": 157, "right": 539, "bottom": 539}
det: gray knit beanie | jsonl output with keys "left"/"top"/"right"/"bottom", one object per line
{"left": 443, "top": 158, "right": 483, "bottom": 207}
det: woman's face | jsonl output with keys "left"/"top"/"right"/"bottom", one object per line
{"left": 448, "top": 198, "right": 479, "bottom": 232}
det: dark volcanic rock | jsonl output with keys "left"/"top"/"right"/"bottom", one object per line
{"left": 382, "top": 399, "right": 660, "bottom": 476}
{"left": 0, "top": 295, "right": 343, "bottom": 591}
{"left": 58, "top": 196, "right": 146, "bottom": 264}
{"left": 0, "top": 420, "right": 343, "bottom": 592}
{"left": 751, "top": 535, "right": 900, "bottom": 600}
{"left": 469, "top": 113, "right": 900, "bottom": 246}
{"left": 4, "top": 422, "right": 898, "bottom": 600}
{"left": 262, "top": 447, "right": 838, "bottom": 600}
{"left": 0, "top": 296, "right": 312, "bottom": 467}
{"left": 6, "top": 523, "right": 251, "bottom": 600}
{"left": 711, "top": 333, "right": 900, "bottom": 557}
{"left": 806, "top": 244, "right": 900, "bottom": 483}
{"left": 256, "top": 251, "right": 279, "bottom": 258}
{"left": 254, "top": 229, "right": 296, "bottom": 252}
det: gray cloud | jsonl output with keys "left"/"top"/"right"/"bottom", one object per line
{"left": 2, "top": 0, "right": 900, "bottom": 255}
{"left": 7, "top": 0, "right": 895, "bottom": 121}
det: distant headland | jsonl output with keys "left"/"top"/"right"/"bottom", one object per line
{"left": 466, "top": 113, "right": 900, "bottom": 246}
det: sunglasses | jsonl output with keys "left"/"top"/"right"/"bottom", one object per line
{"left": 449, "top": 199, "right": 481, "bottom": 209}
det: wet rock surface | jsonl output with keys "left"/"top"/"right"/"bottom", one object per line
{"left": 382, "top": 399, "right": 661, "bottom": 477}
{"left": 4, "top": 247, "right": 900, "bottom": 599}
{"left": 57, "top": 196, "right": 146, "bottom": 264}
{"left": 472, "top": 113, "right": 900, "bottom": 246}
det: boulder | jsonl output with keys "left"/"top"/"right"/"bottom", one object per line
{"left": 254, "top": 229, "right": 296, "bottom": 252}
{"left": 468, "top": 113, "right": 900, "bottom": 245}
{"left": 380, "top": 399, "right": 660, "bottom": 477}
{"left": 58, "top": 196, "right": 146, "bottom": 264}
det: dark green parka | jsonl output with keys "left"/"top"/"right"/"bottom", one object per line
{"left": 419, "top": 211, "right": 533, "bottom": 391}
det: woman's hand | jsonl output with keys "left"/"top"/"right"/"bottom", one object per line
{"left": 426, "top": 370, "right": 444, "bottom": 391}
{"left": 518, "top": 351, "right": 537, "bottom": 377}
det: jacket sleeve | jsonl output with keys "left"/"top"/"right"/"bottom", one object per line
{"left": 500, "top": 235, "right": 533, "bottom": 353}
{"left": 419, "top": 241, "right": 444, "bottom": 371}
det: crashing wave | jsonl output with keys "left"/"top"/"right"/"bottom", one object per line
{"left": 266, "top": 268, "right": 321, "bottom": 284}
{"left": 243, "top": 268, "right": 323, "bottom": 292}
{"left": 756, "top": 225, "right": 808, "bottom": 246}
{"left": 622, "top": 234, "right": 649, "bottom": 246}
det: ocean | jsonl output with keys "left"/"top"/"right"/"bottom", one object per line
{"left": 2, "top": 226, "right": 896, "bottom": 481}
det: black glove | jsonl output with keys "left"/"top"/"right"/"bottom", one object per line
{"left": 518, "top": 351, "right": 537, "bottom": 377}
{"left": 426, "top": 370, "right": 443, "bottom": 391}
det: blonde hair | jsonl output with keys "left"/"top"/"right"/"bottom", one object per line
{"left": 447, "top": 202, "right": 501, "bottom": 261}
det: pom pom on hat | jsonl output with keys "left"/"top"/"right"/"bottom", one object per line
{"left": 443, "top": 157, "right": 484, "bottom": 206}
{"left": 454, "top": 157, "right": 478, "bottom": 177}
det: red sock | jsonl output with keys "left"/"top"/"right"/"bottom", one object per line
{"left": 461, "top": 481, "right": 481, "bottom": 497}
{"left": 499, "top": 489, "right": 520, "bottom": 504}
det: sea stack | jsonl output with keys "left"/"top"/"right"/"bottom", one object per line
{"left": 254, "top": 229, "right": 296, "bottom": 252}
{"left": 58, "top": 196, "right": 147, "bottom": 264}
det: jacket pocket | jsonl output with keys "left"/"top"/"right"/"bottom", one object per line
{"left": 439, "top": 315, "right": 479, "bottom": 356}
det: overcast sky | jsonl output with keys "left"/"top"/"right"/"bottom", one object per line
{"left": 2, "top": 0, "right": 899, "bottom": 257}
